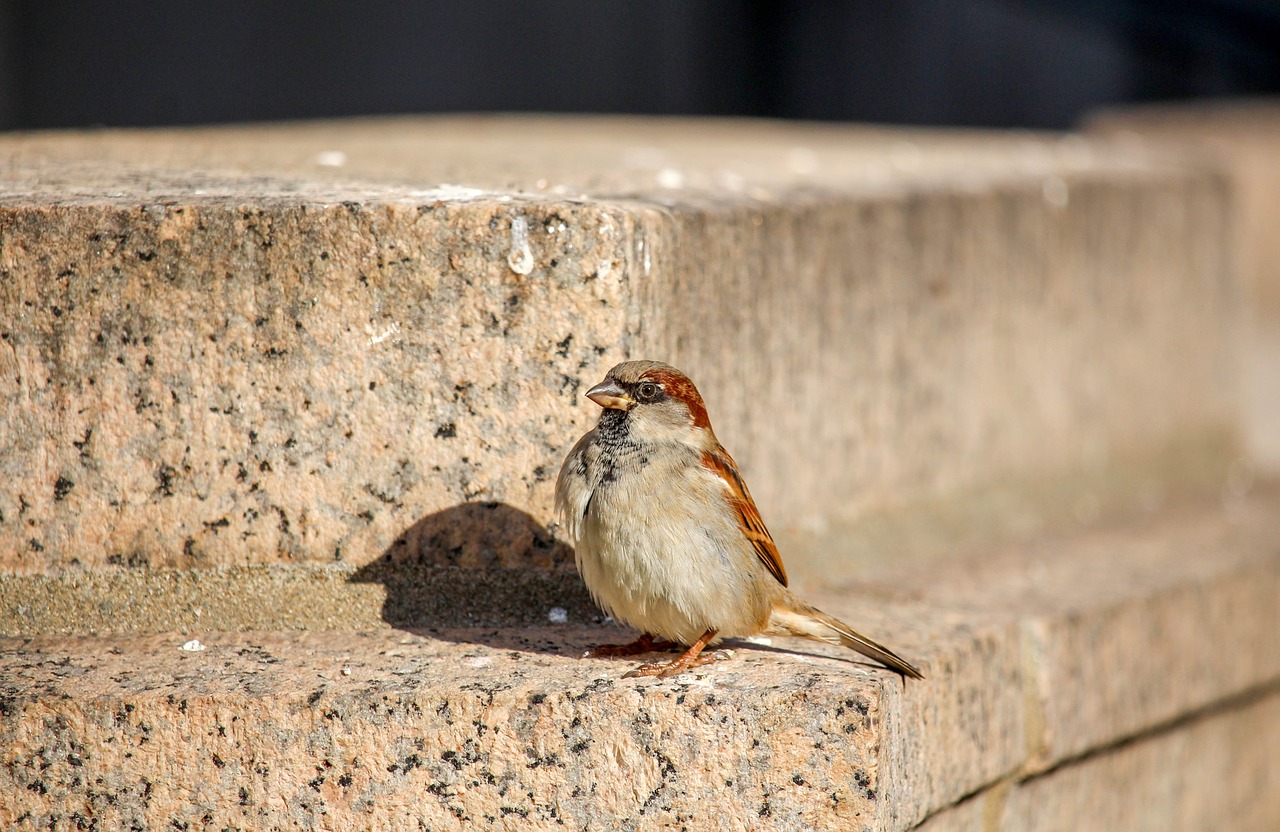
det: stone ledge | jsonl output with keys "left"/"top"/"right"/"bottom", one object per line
{"left": 0, "top": 431, "right": 1237, "bottom": 639}
{"left": 860, "top": 486, "right": 1279, "bottom": 830}
{"left": 0, "top": 116, "right": 1239, "bottom": 577}
{"left": 2, "top": 489, "right": 1276, "bottom": 831}
{"left": 0, "top": 627, "right": 953, "bottom": 831}
{"left": 0, "top": 115, "right": 1198, "bottom": 200}
{"left": 916, "top": 687, "right": 1280, "bottom": 832}
{"left": 845, "top": 485, "right": 1280, "bottom": 785}
{"left": 1087, "top": 100, "right": 1280, "bottom": 474}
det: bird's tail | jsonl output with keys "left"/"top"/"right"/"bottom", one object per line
{"left": 766, "top": 596, "right": 923, "bottom": 680}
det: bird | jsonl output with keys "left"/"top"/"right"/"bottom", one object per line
{"left": 555, "top": 359, "right": 923, "bottom": 680}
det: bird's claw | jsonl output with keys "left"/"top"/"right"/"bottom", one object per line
{"left": 622, "top": 649, "right": 730, "bottom": 679}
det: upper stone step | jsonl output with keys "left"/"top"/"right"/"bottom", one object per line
{"left": 0, "top": 117, "right": 1238, "bottom": 590}
{"left": 1087, "top": 99, "right": 1280, "bottom": 473}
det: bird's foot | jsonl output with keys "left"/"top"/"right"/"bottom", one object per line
{"left": 623, "top": 650, "right": 731, "bottom": 678}
{"left": 581, "top": 632, "right": 679, "bottom": 659}
{"left": 621, "top": 628, "right": 724, "bottom": 678}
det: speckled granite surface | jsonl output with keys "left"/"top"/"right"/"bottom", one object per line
{"left": 0, "top": 117, "right": 1238, "bottom": 579}
{"left": 3, "top": 492, "right": 1276, "bottom": 831}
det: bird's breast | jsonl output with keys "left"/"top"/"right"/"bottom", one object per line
{"left": 570, "top": 441, "right": 772, "bottom": 640}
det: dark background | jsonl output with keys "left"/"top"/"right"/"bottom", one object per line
{"left": 2, "top": 0, "right": 1278, "bottom": 132}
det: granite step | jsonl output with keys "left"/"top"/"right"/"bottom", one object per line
{"left": 3, "top": 490, "right": 1275, "bottom": 831}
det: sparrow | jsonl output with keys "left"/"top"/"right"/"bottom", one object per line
{"left": 555, "top": 360, "right": 923, "bottom": 679}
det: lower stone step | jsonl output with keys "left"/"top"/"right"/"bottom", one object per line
{"left": 918, "top": 689, "right": 1280, "bottom": 832}
{"left": 1, "top": 489, "right": 1276, "bottom": 831}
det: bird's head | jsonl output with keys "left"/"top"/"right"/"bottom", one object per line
{"left": 586, "top": 360, "right": 712, "bottom": 445}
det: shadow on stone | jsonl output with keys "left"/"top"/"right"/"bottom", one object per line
{"left": 349, "top": 502, "right": 600, "bottom": 649}
{"left": 345, "top": 502, "right": 894, "bottom": 669}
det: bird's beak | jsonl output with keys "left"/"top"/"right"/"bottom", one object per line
{"left": 586, "top": 379, "right": 633, "bottom": 410}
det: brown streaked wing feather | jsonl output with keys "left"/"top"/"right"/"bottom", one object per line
{"left": 701, "top": 446, "right": 788, "bottom": 587}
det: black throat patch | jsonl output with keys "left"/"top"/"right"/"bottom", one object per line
{"left": 593, "top": 408, "right": 646, "bottom": 484}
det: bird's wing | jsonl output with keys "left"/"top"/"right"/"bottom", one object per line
{"left": 701, "top": 445, "right": 788, "bottom": 587}
{"left": 555, "top": 429, "right": 598, "bottom": 540}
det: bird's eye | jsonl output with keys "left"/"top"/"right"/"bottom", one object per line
{"left": 637, "top": 382, "right": 660, "bottom": 401}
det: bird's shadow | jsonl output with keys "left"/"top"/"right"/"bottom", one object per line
{"left": 348, "top": 501, "right": 604, "bottom": 657}
{"left": 348, "top": 501, "right": 899, "bottom": 674}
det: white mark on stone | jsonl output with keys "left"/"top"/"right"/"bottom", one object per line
{"left": 368, "top": 321, "right": 401, "bottom": 346}
{"left": 674, "top": 658, "right": 730, "bottom": 685}
{"left": 341, "top": 665, "right": 352, "bottom": 676}
{"left": 547, "top": 606, "right": 568, "bottom": 624}
{"left": 596, "top": 259, "right": 613, "bottom": 278}
{"left": 716, "top": 171, "right": 746, "bottom": 191}
{"left": 786, "top": 654, "right": 821, "bottom": 665}
{"left": 315, "top": 150, "right": 348, "bottom": 167}
{"left": 656, "top": 167, "right": 685, "bottom": 189}
{"left": 508, "top": 215, "right": 534, "bottom": 275}
{"left": 464, "top": 656, "right": 493, "bottom": 668}
{"left": 180, "top": 639, "right": 207, "bottom": 652}
{"left": 406, "top": 184, "right": 487, "bottom": 201}
{"left": 786, "top": 146, "right": 819, "bottom": 175}
{"left": 1043, "top": 176, "right": 1069, "bottom": 208}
